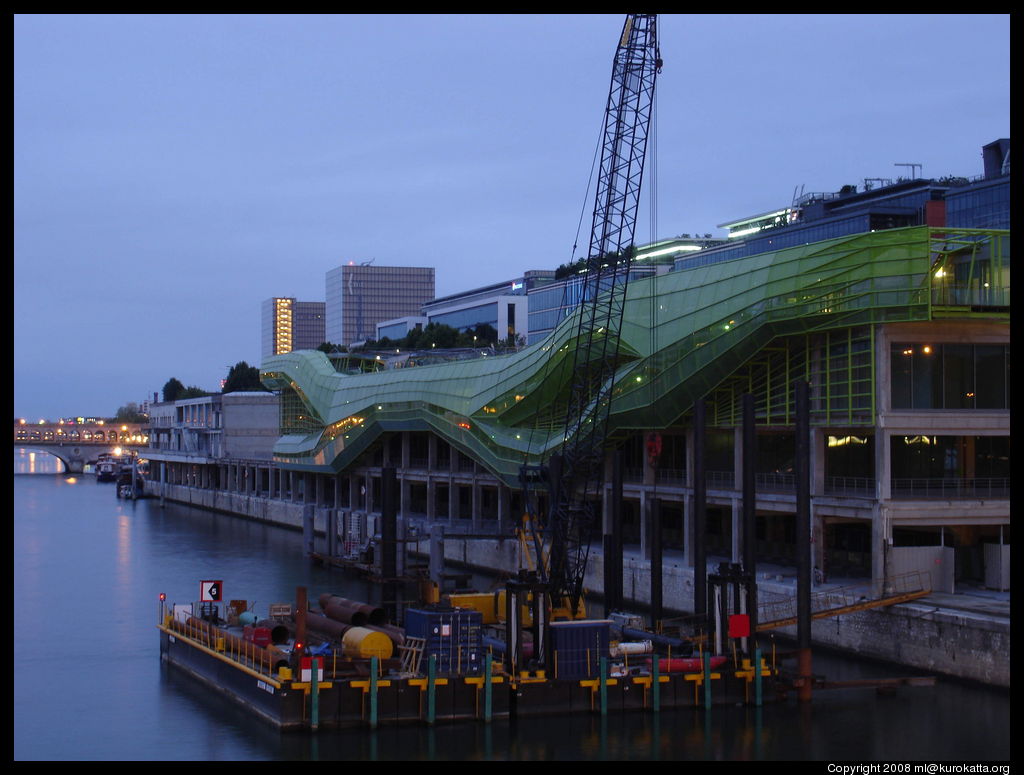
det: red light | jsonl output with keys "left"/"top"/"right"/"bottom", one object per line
{"left": 159, "top": 593, "right": 166, "bottom": 601}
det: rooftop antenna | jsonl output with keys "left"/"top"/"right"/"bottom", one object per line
{"left": 894, "top": 163, "right": 922, "bottom": 180}
{"left": 792, "top": 183, "right": 806, "bottom": 207}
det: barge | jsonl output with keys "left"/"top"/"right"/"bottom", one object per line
{"left": 158, "top": 583, "right": 779, "bottom": 731}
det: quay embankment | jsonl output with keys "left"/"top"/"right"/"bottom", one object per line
{"left": 147, "top": 480, "right": 1010, "bottom": 689}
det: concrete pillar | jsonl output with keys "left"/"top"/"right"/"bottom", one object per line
{"left": 731, "top": 497, "right": 742, "bottom": 564}
{"left": 315, "top": 474, "right": 325, "bottom": 508}
{"left": 471, "top": 482, "right": 481, "bottom": 529}
{"left": 876, "top": 429, "right": 891, "bottom": 502}
{"left": 639, "top": 488, "right": 650, "bottom": 559}
{"left": 807, "top": 428, "right": 822, "bottom": 497}
{"left": 682, "top": 492, "right": 694, "bottom": 566}
{"left": 812, "top": 511, "right": 826, "bottom": 584}
{"left": 871, "top": 503, "right": 888, "bottom": 597}
{"left": 733, "top": 426, "right": 744, "bottom": 494}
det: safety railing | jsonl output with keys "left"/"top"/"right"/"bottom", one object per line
{"left": 756, "top": 569, "right": 931, "bottom": 629}
{"left": 890, "top": 477, "right": 1009, "bottom": 499}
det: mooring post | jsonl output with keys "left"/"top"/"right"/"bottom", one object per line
{"left": 795, "top": 379, "right": 812, "bottom": 702}
{"left": 693, "top": 398, "right": 707, "bottom": 622}
{"left": 427, "top": 654, "right": 437, "bottom": 724}
{"left": 295, "top": 586, "right": 307, "bottom": 660}
{"left": 703, "top": 649, "right": 712, "bottom": 709}
{"left": 381, "top": 465, "right": 399, "bottom": 622}
{"left": 484, "top": 653, "right": 493, "bottom": 723}
{"left": 609, "top": 449, "right": 623, "bottom": 614}
{"left": 369, "top": 655, "right": 379, "bottom": 728}
{"left": 310, "top": 657, "right": 320, "bottom": 730}
{"left": 742, "top": 393, "right": 758, "bottom": 654}
{"left": 303, "top": 504, "right": 315, "bottom": 559}
{"left": 754, "top": 646, "right": 763, "bottom": 707}
{"left": 599, "top": 656, "right": 608, "bottom": 716}
{"left": 652, "top": 652, "right": 661, "bottom": 713}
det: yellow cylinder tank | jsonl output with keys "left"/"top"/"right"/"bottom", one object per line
{"left": 341, "top": 626, "right": 394, "bottom": 660}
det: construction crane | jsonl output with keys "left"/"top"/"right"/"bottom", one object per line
{"left": 514, "top": 15, "right": 661, "bottom": 651}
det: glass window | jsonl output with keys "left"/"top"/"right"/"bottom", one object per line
{"left": 975, "top": 345, "right": 1007, "bottom": 408}
{"left": 942, "top": 344, "right": 974, "bottom": 409}
{"left": 890, "top": 343, "right": 1008, "bottom": 410}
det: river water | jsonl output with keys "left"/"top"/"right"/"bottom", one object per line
{"left": 13, "top": 449, "right": 1012, "bottom": 762}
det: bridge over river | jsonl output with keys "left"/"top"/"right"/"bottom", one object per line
{"left": 14, "top": 421, "right": 148, "bottom": 473}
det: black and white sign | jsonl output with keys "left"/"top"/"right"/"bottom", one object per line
{"left": 200, "top": 580, "right": 223, "bottom": 602}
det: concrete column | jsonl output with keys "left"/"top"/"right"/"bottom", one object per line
{"left": 427, "top": 434, "right": 437, "bottom": 471}
{"left": 871, "top": 503, "right": 888, "bottom": 597}
{"left": 639, "top": 488, "right": 650, "bottom": 560}
{"left": 471, "top": 482, "right": 481, "bottom": 529}
{"left": 733, "top": 426, "right": 744, "bottom": 494}
{"left": 731, "top": 497, "right": 742, "bottom": 564}
{"left": 402, "top": 431, "right": 411, "bottom": 469}
{"left": 811, "top": 427, "right": 826, "bottom": 496}
{"left": 683, "top": 492, "right": 694, "bottom": 566}
{"left": 812, "top": 511, "right": 826, "bottom": 583}
{"left": 876, "top": 429, "right": 891, "bottom": 501}
{"left": 426, "top": 479, "right": 436, "bottom": 520}
{"left": 315, "top": 474, "right": 325, "bottom": 507}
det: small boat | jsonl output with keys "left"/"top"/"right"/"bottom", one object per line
{"left": 95, "top": 455, "right": 120, "bottom": 482}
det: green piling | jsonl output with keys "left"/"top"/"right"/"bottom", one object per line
{"left": 369, "top": 656, "right": 378, "bottom": 728}
{"left": 703, "top": 650, "right": 712, "bottom": 709}
{"left": 484, "top": 653, "right": 493, "bottom": 723}
{"left": 652, "top": 654, "right": 661, "bottom": 713}
{"left": 754, "top": 647, "right": 763, "bottom": 707}
{"left": 427, "top": 654, "right": 437, "bottom": 724}
{"left": 600, "top": 656, "right": 608, "bottom": 716}
{"left": 311, "top": 657, "right": 320, "bottom": 729}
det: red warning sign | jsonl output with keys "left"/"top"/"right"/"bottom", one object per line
{"left": 728, "top": 613, "right": 750, "bottom": 638}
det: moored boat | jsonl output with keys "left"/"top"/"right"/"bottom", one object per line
{"left": 95, "top": 454, "right": 120, "bottom": 482}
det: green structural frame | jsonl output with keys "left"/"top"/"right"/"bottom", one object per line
{"left": 261, "top": 226, "right": 1009, "bottom": 487}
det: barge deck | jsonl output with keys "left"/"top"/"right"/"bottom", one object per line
{"left": 157, "top": 589, "right": 780, "bottom": 731}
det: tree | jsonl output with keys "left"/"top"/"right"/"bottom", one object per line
{"left": 114, "top": 403, "right": 147, "bottom": 423}
{"left": 223, "top": 361, "right": 267, "bottom": 393}
{"left": 162, "top": 377, "right": 185, "bottom": 402}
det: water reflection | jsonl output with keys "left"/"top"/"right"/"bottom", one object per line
{"left": 13, "top": 469, "right": 1011, "bottom": 761}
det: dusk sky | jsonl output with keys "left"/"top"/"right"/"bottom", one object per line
{"left": 14, "top": 14, "right": 1009, "bottom": 421}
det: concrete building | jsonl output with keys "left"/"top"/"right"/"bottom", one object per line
{"left": 325, "top": 263, "right": 435, "bottom": 347}
{"left": 261, "top": 298, "right": 326, "bottom": 359}
{"left": 257, "top": 141, "right": 1008, "bottom": 601}
{"left": 145, "top": 392, "right": 281, "bottom": 494}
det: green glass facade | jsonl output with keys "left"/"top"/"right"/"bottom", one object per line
{"left": 262, "top": 226, "right": 1009, "bottom": 488}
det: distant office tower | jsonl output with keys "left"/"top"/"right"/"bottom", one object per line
{"left": 325, "top": 264, "right": 435, "bottom": 346}
{"left": 261, "top": 298, "right": 326, "bottom": 359}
